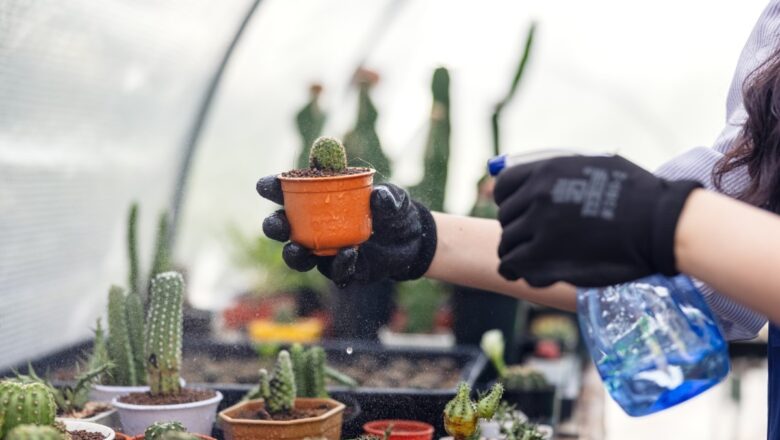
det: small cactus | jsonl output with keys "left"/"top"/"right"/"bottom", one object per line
{"left": 5, "top": 425, "right": 67, "bottom": 440}
{"left": 502, "top": 366, "right": 548, "bottom": 391}
{"left": 267, "top": 350, "right": 296, "bottom": 414}
{"left": 0, "top": 381, "right": 57, "bottom": 439}
{"left": 125, "top": 290, "right": 146, "bottom": 383}
{"left": 443, "top": 382, "right": 503, "bottom": 440}
{"left": 304, "top": 347, "right": 327, "bottom": 398}
{"left": 145, "top": 272, "right": 184, "bottom": 396}
{"left": 308, "top": 137, "right": 347, "bottom": 173}
{"left": 289, "top": 344, "right": 307, "bottom": 398}
{"left": 107, "top": 285, "right": 139, "bottom": 386}
{"left": 88, "top": 319, "right": 111, "bottom": 376}
{"left": 144, "top": 421, "right": 186, "bottom": 440}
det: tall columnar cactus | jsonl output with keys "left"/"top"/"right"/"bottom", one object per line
{"left": 264, "top": 351, "right": 296, "bottom": 414}
{"left": 145, "top": 272, "right": 184, "bottom": 396}
{"left": 0, "top": 381, "right": 57, "bottom": 439}
{"left": 144, "top": 421, "right": 186, "bottom": 440}
{"left": 5, "top": 425, "right": 66, "bottom": 440}
{"left": 410, "top": 67, "right": 451, "bottom": 213}
{"left": 308, "top": 137, "right": 347, "bottom": 173}
{"left": 125, "top": 290, "right": 146, "bottom": 383}
{"left": 149, "top": 212, "right": 172, "bottom": 286}
{"left": 107, "top": 285, "right": 139, "bottom": 386}
{"left": 343, "top": 70, "right": 391, "bottom": 180}
{"left": 304, "top": 347, "right": 327, "bottom": 398}
{"left": 289, "top": 344, "right": 307, "bottom": 398}
{"left": 443, "top": 382, "right": 503, "bottom": 440}
{"left": 127, "top": 203, "right": 140, "bottom": 296}
{"left": 295, "top": 84, "right": 326, "bottom": 170}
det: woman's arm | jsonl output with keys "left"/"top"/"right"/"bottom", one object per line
{"left": 676, "top": 189, "right": 780, "bottom": 324}
{"left": 426, "top": 212, "right": 577, "bottom": 311}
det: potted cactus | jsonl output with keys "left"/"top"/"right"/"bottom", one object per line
{"left": 218, "top": 350, "right": 345, "bottom": 440}
{"left": 442, "top": 382, "right": 503, "bottom": 440}
{"left": 112, "top": 272, "right": 223, "bottom": 436}
{"left": 0, "top": 380, "right": 115, "bottom": 440}
{"left": 480, "top": 331, "right": 555, "bottom": 421}
{"left": 129, "top": 420, "right": 216, "bottom": 440}
{"left": 276, "top": 136, "right": 375, "bottom": 256}
{"left": 477, "top": 402, "right": 552, "bottom": 440}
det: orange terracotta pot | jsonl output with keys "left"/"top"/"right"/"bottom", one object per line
{"left": 218, "top": 398, "right": 345, "bottom": 440}
{"left": 278, "top": 170, "right": 375, "bottom": 256}
{"left": 131, "top": 434, "right": 215, "bottom": 440}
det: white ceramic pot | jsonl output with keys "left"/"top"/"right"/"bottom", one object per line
{"left": 57, "top": 408, "right": 120, "bottom": 430}
{"left": 90, "top": 379, "right": 187, "bottom": 403}
{"left": 61, "top": 419, "right": 116, "bottom": 440}
{"left": 112, "top": 391, "right": 223, "bottom": 436}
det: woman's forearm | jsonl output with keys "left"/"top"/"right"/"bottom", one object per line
{"left": 676, "top": 189, "right": 780, "bottom": 324}
{"left": 425, "top": 212, "right": 577, "bottom": 311}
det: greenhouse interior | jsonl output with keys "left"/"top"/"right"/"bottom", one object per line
{"left": 2, "top": 0, "right": 779, "bottom": 439}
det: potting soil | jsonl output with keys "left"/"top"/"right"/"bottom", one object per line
{"left": 118, "top": 388, "right": 216, "bottom": 405}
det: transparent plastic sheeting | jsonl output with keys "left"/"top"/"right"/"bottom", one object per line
{"left": 0, "top": 0, "right": 253, "bottom": 370}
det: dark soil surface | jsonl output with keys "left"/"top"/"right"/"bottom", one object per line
{"left": 281, "top": 167, "right": 370, "bottom": 178}
{"left": 180, "top": 353, "right": 460, "bottom": 389}
{"left": 68, "top": 430, "right": 106, "bottom": 440}
{"left": 234, "top": 404, "right": 330, "bottom": 421}
{"left": 118, "top": 388, "right": 216, "bottom": 405}
{"left": 59, "top": 401, "right": 112, "bottom": 419}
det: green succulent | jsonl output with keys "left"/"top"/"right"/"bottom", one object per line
{"left": 309, "top": 137, "right": 347, "bottom": 172}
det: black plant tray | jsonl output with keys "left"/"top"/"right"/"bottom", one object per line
{"left": 183, "top": 339, "right": 487, "bottom": 438}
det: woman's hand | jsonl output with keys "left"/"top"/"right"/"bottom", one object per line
{"left": 493, "top": 155, "right": 702, "bottom": 287}
{"left": 256, "top": 176, "right": 437, "bottom": 287}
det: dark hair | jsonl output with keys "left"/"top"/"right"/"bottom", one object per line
{"left": 715, "top": 49, "right": 780, "bottom": 213}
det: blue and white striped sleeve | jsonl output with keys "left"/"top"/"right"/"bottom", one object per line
{"left": 653, "top": 0, "right": 780, "bottom": 340}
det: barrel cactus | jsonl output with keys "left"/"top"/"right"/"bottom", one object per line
{"left": 443, "top": 382, "right": 503, "bottom": 440}
{"left": 144, "top": 421, "right": 186, "bottom": 440}
{"left": 145, "top": 272, "right": 184, "bottom": 396}
{"left": 5, "top": 425, "right": 67, "bottom": 440}
{"left": 308, "top": 137, "right": 347, "bottom": 173}
{"left": 0, "top": 381, "right": 57, "bottom": 439}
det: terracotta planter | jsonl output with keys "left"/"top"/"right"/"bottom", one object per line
{"left": 363, "top": 420, "right": 434, "bottom": 440}
{"left": 218, "top": 398, "right": 345, "bottom": 440}
{"left": 278, "top": 169, "right": 375, "bottom": 256}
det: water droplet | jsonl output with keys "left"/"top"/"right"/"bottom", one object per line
{"left": 346, "top": 346, "right": 353, "bottom": 355}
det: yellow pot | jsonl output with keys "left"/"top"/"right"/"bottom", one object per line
{"left": 248, "top": 318, "right": 324, "bottom": 343}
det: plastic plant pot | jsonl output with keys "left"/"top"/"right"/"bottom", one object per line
{"left": 90, "top": 379, "right": 187, "bottom": 403}
{"left": 62, "top": 419, "right": 116, "bottom": 440}
{"left": 218, "top": 397, "right": 345, "bottom": 440}
{"left": 278, "top": 169, "right": 375, "bottom": 256}
{"left": 112, "top": 391, "right": 223, "bottom": 436}
{"left": 132, "top": 434, "right": 216, "bottom": 440}
{"left": 363, "top": 420, "right": 434, "bottom": 440}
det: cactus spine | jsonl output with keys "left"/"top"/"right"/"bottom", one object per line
{"left": 144, "top": 421, "right": 186, "bottom": 440}
{"left": 443, "top": 382, "right": 503, "bottom": 440}
{"left": 0, "top": 382, "right": 57, "bottom": 439}
{"left": 145, "top": 272, "right": 184, "bottom": 396}
{"left": 304, "top": 347, "right": 327, "bottom": 398}
{"left": 107, "top": 285, "right": 139, "bottom": 386}
{"left": 260, "top": 351, "right": 296, "bottom": 414}
{"left": 295, "top": 84, "right": 326, "bottom": 170}
{"left": 5, "top": 425, "right": 66, "bottom": 440}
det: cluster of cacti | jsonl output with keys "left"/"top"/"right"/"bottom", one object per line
{"left": 410, "top": 67, "right": 451, "bottom": 212}
{"left": 443, "top": 382, "right": 503, "bottom": 440}
{"left": 145, "top": 272, "right": 184, "bottom": 396}
{"left": 501, "top": 366, "right": 548, "bottom": 391}
{"left": 0, "top": 381, "right": 57, "bottom": 439}
{"left": 343, "top": 69, "right": 391, "bottom": 181}
{"left": 295, "top": 84, "right": 326, "bottom": 170}
{"left": 290, "top": 344, "right": 327, "bottom": 398}
{"left": 308, "top": 137, "right": 347, "bottom": 173}
{"left": 4, "top": 425, "right": 68, "bottom": 440}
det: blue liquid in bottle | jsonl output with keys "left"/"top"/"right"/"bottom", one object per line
{"left": 577, "top": 275, "right": 730, "bottom": 416}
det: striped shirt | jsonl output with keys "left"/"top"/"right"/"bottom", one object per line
{"left": 655, "top": 1, "right": 780, "bottom": 340}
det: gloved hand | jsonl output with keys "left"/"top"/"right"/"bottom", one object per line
{"left": 493, "top": 155, "right": 702, "bottom": 287}
{"left": 256, "top": 176, "right": 437, "bottom": 287}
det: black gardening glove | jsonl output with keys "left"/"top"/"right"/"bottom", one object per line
{"left": 493, "top": 155, "right": 702, "bottom": 287}
{"left": 256, "top": 176, "right": 437, "bottom": 287}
